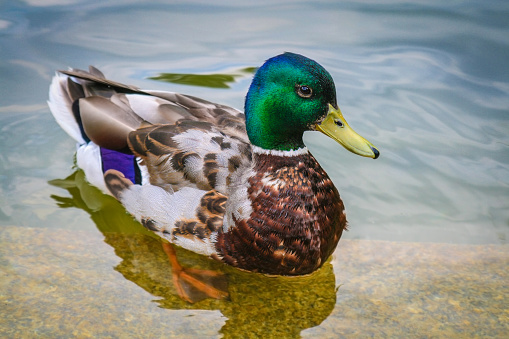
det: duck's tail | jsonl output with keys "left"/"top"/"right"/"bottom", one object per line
{"left": 48, "top": 68, "right": 146, "bottom": 194}
{"left": 48, "top": 71, "right": 88, "bottom": 145}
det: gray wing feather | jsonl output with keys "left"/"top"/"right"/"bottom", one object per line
{"left": 59, "top": 66, "right": 252, "bottom": 194}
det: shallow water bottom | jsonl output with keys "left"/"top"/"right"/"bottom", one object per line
{"left": 0, "top": 225, "right": 507, "bottom": 338}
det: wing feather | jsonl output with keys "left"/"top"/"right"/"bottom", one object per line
{"left": 50, "top": 66, "right": 257, "bottom": 257}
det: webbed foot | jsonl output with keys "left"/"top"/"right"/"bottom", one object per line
{"left": 162, "top": 242, "right": 229, "bottom": 303}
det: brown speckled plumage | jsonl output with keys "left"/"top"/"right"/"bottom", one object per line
{"left": 215, "top": 152, "right": 345, "bottom": 275}
{"left": 171, "top": 189, "right": 227, "bottom": 240}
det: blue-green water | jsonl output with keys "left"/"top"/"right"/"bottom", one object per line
{"left": 0, "top": 1, "right": 508, "bottom": 337}
{"left": 1, "top": 1, "right": 508, "bottom": 243}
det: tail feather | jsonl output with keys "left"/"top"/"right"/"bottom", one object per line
{"left": 48, "top": 73, "right": 86, "bottom": 144}
{"left": 48, "top": 69, "right": 146, "bottom": 194}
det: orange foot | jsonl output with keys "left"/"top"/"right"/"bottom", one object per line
{"left": 162, "top": 242, "right": 229, "bottom": 303}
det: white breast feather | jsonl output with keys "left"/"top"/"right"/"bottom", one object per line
{"left": 222, "top": 163, "right": 255, "bottom": 232}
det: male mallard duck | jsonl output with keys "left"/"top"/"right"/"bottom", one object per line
{"left": 49, "top": 52, "right": 379, "bottom": 277}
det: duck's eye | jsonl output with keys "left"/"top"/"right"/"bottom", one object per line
{"left": 334, "top": 119, "right": 344, "bottom": 127}
{"left": 296, "top": 85, "right": 313, "bottom": 98}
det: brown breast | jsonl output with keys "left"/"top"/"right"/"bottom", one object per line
{"left": 215, "top": 152, "right": 346, "bottom": 275}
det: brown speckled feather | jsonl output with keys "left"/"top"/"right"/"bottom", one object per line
{"left": 214, "top": 152, "right": 346, "bottom": 275}
{"left": 173, "top": 190, "right": 227, "bottom": 240}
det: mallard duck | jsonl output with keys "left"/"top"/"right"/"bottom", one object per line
{"left": 49, "top": 52, "right": 379, "bottom": 277}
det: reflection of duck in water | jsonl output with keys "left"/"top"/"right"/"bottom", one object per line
{"left": 50, "top": 170, "right": 337, "bottom": 338}
{"left": 48, "top": 53, "right": 378, "bottom": 300}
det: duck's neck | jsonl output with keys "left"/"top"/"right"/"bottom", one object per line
{"left": 251, "top": 145, "right": 309, "bottom": 157}
{"left": 246, "top": 126, "right": 306, "bottom": 151}
{"left": 244, "top": 92, "right": 307, "bottom": 151}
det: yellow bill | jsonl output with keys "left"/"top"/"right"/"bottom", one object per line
{"left": 316, "top": 104, "right": 379, "bottom": 159}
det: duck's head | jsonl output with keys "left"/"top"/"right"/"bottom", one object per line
{"left": 245, "top": 52, "right": 379, "bottom": 158}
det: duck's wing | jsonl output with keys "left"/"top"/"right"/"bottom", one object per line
{"left": 61, "top": 67, "right": 247, "bottom": 135}
{"left": 54, "top": 67, "right": 252, "bottom": 194}
{"left": 128, "top": 119, "right": 252, "bottom": 194}
{"left": 50, "top": 67, "right": 256, "bottom": 256}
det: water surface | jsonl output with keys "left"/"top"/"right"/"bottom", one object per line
{"left": 0, "top": 1, "right": 508, "bottom": 337}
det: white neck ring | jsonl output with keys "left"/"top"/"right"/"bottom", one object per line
{"left": 251, "top": 145, "right": 309, "bottom": 157}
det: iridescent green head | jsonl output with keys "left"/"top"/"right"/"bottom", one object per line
{"left": 245, "top": 52, "right": 336, "bottom": 151}
{"left": 245, "top": 52, "right": 379, "bottom": 158}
